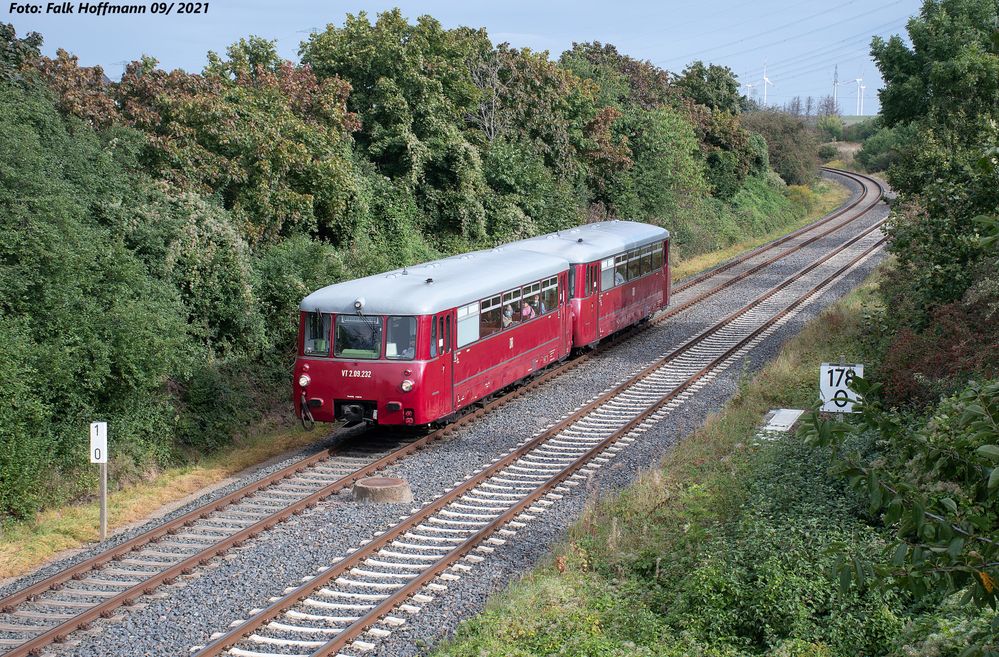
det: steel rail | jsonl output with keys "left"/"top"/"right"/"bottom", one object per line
{"left": 673, "top": 166, "right": 875, "bottom": 293}
{"left": 0, "top": 168, "right": 885, "bottom": 657}
{"left": 660, "top": 169, "right": 881, "bottom": 321}
{"left": 193, "top": 215, "right": 887, "bottom": 657}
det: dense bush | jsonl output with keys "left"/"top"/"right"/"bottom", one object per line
{"left": 854, "top": 123, "right": 916, "bottom": 172}
{"left": 818, "top": 143, "right": 839, "bottom": 161}
{"left": 842, "top": 116, "right": 881, "bottom": 142}
{"left": 741, "top": 110, "right": 818, "bottom": 185}
{"left": 816, "top": 114, "right": 844, "bottom": 141}
{"left": 0, "top": 75, "right": 195, "bottom": 514}
{"left": 655, "top": 442, "right": 906, "bottom": 655}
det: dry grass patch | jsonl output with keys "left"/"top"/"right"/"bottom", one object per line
{"left": 0, "top": 424, "right": 327, "bottom": 580}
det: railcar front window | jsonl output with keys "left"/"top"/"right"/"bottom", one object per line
{"left": 386, "top": 316, "right": 416, "bottom": 360}
{"left": 303, "top": 312, "right": 331, "bottom": 356}
{"left": 335, "top": 315, "right": 382, "bottom": 359}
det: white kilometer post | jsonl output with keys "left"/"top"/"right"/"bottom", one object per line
{"left": 819, "top": 361, "right": 864, "bottom": 414}
{"left": 89, "top": 421, "right": 108, "bottom": 540}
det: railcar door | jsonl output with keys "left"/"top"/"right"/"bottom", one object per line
{"left": 428, "top": 312, "right": 454, "bottom": 420}
{"left": 580, "top": 262, "right": 600, "bottom": 345}
{"left": 560, "top": 270, "right": 572, "bottom": 355}
{"left": 664, "top": 239, "right": 672, "bottom": 305}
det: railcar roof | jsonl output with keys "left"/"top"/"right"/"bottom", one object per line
{"left": 507, "top": 220, "right": 669, "bottom": 263}
{"left": 300, "top": 248, "right": 568, "bottom": 316}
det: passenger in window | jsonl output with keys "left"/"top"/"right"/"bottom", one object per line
{"left": 521, "top": 299, "right": 536, "bottom": 321}
{"left": 615, "top": 270, "right": 625, "bottom": 285}
{"left": 531, "top": 294, "right": 546, "bottom": 314}
{"left": 502, "top": 306, "right": 514, "bottom": 328}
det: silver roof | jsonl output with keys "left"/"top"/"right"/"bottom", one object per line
{"left": 300, "top": 247, "right": 568, "bottom": 316}
{"left": 507, "top": 220, "right": 669, "bottom": 263}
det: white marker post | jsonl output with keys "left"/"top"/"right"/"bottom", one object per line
{"left": 819, "top": 361, "right": 864, "bottom": 414}
{"left": 89, "top": 421, "right": 108, "bottom": 541}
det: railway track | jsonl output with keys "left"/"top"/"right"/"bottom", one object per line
{"left": 0, "top": 168, "right": 884, "bottom": 657}
{"left": 672, "top": 166, "right": 876, "bottom": 295}
{"left": 192, "top": 210, "right": 888, "bottom": 657}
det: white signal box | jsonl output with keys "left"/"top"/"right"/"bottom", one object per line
{"left": 819, "top": 363, "right": 864, "bottom": 413}
{"left": 90, "top": 421, "right": 108, "bottom": 463}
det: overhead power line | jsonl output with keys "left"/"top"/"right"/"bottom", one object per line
{"left": 660, "top": 0, "right": 907, "bottom": 68}
{"left": 655, "top": 0, "right": 860, "bottom": 65}
{"left": 757, "top": 16, "right": 908, "bottom": 78}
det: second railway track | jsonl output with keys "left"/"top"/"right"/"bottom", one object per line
{"left": 0, "top": 167, "right": 884, "bottom": 657}
{"left": 193, "top": 205, "right": 888, "bottom": 657}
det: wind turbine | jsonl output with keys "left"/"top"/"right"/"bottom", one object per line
{"left": 853, "top": 76, "right": 864, "bottom": 116}
{"left": 859, "top": 83, "right": 866, "bottom": 116}
{"left": 762, "top": 63, "right": 775, "bottom": 107}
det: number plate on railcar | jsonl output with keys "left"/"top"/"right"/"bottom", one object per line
{"left": 341, "top": 370, "right": 373, "bottom": 378}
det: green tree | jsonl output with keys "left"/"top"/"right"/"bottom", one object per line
{"left": 676, "top": 60, "right": 742, "bottom": 114}
{"left": 871, "top": 0, "right": 999, "bottom": 329}
{"left": 300, "top": 10, "right": 491, "bottom": 242}
{"left": 0, "top": 74, "right": 196, "bottom": 516}
{"left": 0, "top": 22, "right": 41, "bottom": 82}
{"left": 559, "top": 41, "right": 674, "bottom": 110}
{"left": 114, "top": 44, "right": 363, "bottom": 245}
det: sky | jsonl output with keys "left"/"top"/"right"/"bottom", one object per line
{"left": 4, "top": 0, "right": 921, "bottom": 115}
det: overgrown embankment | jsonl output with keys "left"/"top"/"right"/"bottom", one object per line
{"left": 433, "top": 269, "right": 995, "bottom": 657}
{"left": 1, "top": 17, "right": 824, "bottom": 530}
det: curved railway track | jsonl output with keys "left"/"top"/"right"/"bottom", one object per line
{"left": 0, "top": 167, "right": 883, "bottom": 657}
{"left": 192, "top": 207, "right": 888, "bottom": 657}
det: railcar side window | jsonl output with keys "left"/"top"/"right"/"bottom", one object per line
{"left": 541, "top": 277, "right": 558, "bottom": 313}
{"left": 601, "top": 257, "right": 615, "bottom": 290}
{"left": 627, "top": 249, "right": 641, "bottom": 280}
{"left": 386, "top": 316, "right": 416, "bottom": 360}
{"left": 445, "top": 315, "right": 451, "bottom": 352}
{"left": 480, "top": 295, "right": 502, "bottom": 338}
{"left": 430, "top": 317, "right": 438, "bottom": 358}
{"left": 614, "top": 255, "right": 628, "bottom": 286}
{"left": 334, "top": 315, "right": 382, "bottom": 359}
{"left": 303, "top": 312, "right": 331, "bottom": 356}
{"left": 457, "top": 302, "right": 480, "bottom": 347}
{"left": 502, "top": 289, "right": 521, "bottom": 326}
{"left": 521, "top": 282, "right": 541, "bottom": 320}
{"left": 568, "top": 268, "right": 576, "bottom": 299}
{"left": 642, "top": 245, "right": 653, "bottom": 275}
{"left": 653, "top": 241, "right": 664, "bottom": 269}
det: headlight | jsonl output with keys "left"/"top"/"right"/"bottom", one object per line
{"left": 400, "top": 379, "right": 414, "bottom": 392}
{"left": 298, "top": 374, "right": 311, "bottom": 388}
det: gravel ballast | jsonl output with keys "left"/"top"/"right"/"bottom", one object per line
{"left": 6, "top": 173, "right": 887, "bottom": 657}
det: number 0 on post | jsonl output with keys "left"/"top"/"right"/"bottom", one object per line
{"left": 90, "top": 421, "right": 107, "bottom": 464}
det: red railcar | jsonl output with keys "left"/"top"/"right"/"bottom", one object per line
{"left": 508, "top": 221, "right": 671, "bottom": 348}
{"left": 294, "top": 249, "right": 571, "bottom": 427}
{"left": 293, "top": 220, "right": 670, "bottom": 428}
